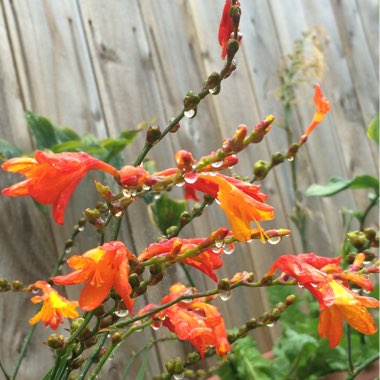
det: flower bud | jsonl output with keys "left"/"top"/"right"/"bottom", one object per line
{"left": 196, "top": 369, "right": 207, "bottom": 378}
{"left": 71, "top": 356, "right": 84, "bottom": 369}
{"left": 149, "top": 263, "right": 163, "bottom": 276}
{"left": 287, "top": 143, "right": 299, "bottom": 158}
{"left": 229, "top": 5, "right": 241, "bottom": 27}
{"left": 95, "top": 181, "right": 114, "bottom": 201}
{"left": 364, "top": 228, "right": 377, "bottom": 241}
{"left": 175, "top": 150, "right": 196, "bottom": 172}
{"left": 99, "top": 315, "right": 113, "bottom": 329}
{"left": 187, "top": 351, "right": 200, "bottom": 363}
{"left": 183, "top": 92, "right": 200, "bottom": 111}
{"left": 170, "top": 122, "right": 181, "bottom": 133}
{"left": 227, "top": 39, "right": 239, "bottom": 58}
{"left": 11, "top": 280, "right": 23, "bottom": 291}
{"left": 146, "top": 125, "right": 161, "bottom": 145}
{"left": 223, "top": 59, "right": 237, "bottom": 79}
{"left": 285, "top": 294, "right": 296, "bottom": 305}
{"left": 111, "top": 332, "right": 122, "bottom": 345}
{"left": 84, "top": 208, "right": 101, "bottom": 222}
{"left": 119, "top": 165, "right": 151, "bottom": 188}
{"left": 84, "top": 335, "right": 98, "bottom": 349}
{"left": 179, "top": 211, "right": 192, "bottom": 225}
{"left": 47, "top": 334, "right": 66, "bottom": 349}
{"left": 271, "top": 152, "right": 285, "bottom": 166}
{"left": 253, "top": 160, "right": 270, "bottom": 180}
{"left": 71, "top": 318, "right": 85, "bottom": 333}
{"left": 218, "top": 279, "right": 231, "bottom": 292}
{"left": 207, "top": 72, "right": 221, "bottom": 90}
{"left": 0, "top": 278, "right": 10, "bottom": 291}
{"left": 134, "top": 283, "right": 148, "bottom": 296}
{"left": 165, "top": 357, "right": 184, "bottom": 375}
{"left": 165, "top": 226, "right": 178, "bottom": 236}
{"left": 245, "top": 318, "right": 258, "bottom": 330}
{"left": 260, "top": 274, "right": 273, "bottom": 285}
{"left": 347, "top": 231, "right": 367, "bottom": 250}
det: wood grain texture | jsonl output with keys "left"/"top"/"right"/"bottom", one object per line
{"left": 0, "top": 0, "right": 378, "bottom": 378}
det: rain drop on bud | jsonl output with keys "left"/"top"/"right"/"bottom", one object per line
{"left": 151, "top": 321, "right": 161, "bottom": 330}
{"left": 115, "top": 211, "right": 123, "bottom": 218}
{"left": 212, "top": 247, "right": 221, "bottom": 253}
{"left": 215, "top": 240, "right": 224, "bottom": 248}
{"left": 311, "top": 283, "right": 318, "bottom": 288}
{"left": 78, "top": 226, "right": 85, "bottom": 232}
{"left": 184, "top": 172, "right": 198, "bottom": 184}
{"left": 32, "top": 288, "right": 39, "bottom": 294}
{"left": 142, "top": 184, "right": 150, "bottom": 191}
{"left": 134, "top": 321, "right": 143, "bottom": 332}
{"left": 352, "top": 288, "right": 361, "bottom": 293}
{"left": 129, "top": 189, "right": 137, "bottom": 197}
{"left": 267, "top": 236, "right": 281, "bottom": 245}
{"left": 154, "top": 194, "right": 161, "bottom": 200}
{"left": 209, "top": 87, "right": 218, "bottom": 94}
{"left": 287, "top": 156, "right": 294, "bottom": 162}
{"left": 65, "top": 247, "right": 72, "bottom": 254}
{"left": 174, "top": 373, "right": 185, "bottom": 380}
{"left": 122, "top": 189, "right": 131, "bottom": 198}
{"left": 176, "top": 181, "right": 185, "bottom": 188}
{"left": 267, "top": 322, "right": 275, "bottom": 327}
{"left": 297, "top": 284, "right": 304, "bottom": 289}
{"left": 211, "top": 160, "right": 223, "bottom": 168}
{"left": 114, "top": 309, "right": 129, "bottom": 318}
{"left": 219, "top": 290, "right": 231, "bottom": 301}
{"left": 184, "top": 109, "right": 196, "bottom": 118}
{"left": 223, "top": 245, "right": 234, "bottom": 255}
{"left": 363, "top": 289, "right": 371, "bottom": 294}
{"left": 363, "top": 260, "right": 371, "bottom": 265}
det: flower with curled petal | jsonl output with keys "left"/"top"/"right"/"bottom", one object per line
{"left": 53, "top": 241, "right": 134, "bottom": 313}
{"left": 2, "top": 151, "right": 117, "bottom": 224}
{"left": 29, "top": 281, "right": 79, "bottom": 330}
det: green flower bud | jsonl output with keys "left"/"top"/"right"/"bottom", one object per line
{"left": 364, "top": 228, "right": 376, "bottom": 241}
{"left": 71, "top": 318, "right": 85, "bottom": 333}
{"left": 47, "top": 334, "right": 66, "bottom": 349}
{"left": 71, "top": 356, "right": 84, "bottom": 369}
{"left": 253, "top": 160, "right": 270, "bottom": 180}
{"left": 11, "top": 280, "right": 23, "bottom": 291}
{"left": 218, "top": 279, "right": 231, "bottom": 292}
{"left": 347, "top": 231, "right": 367, "bottom": 250}
{"left": 227, "top": 39, "right": 239, "bottom": 58}
{"left": 146, "top": 125, "right": 162, "bottom": 145}
{"left": 271, "top": 152, "right": 285, "bottom": 166}
{"left": 245, "top": 318, "right": 258, "bottom": 330}
{"left": 111, "top": 332, "right": 122, "bottom": 345}
{"left": 285, "top": 294, "right": 296, "bottom": 305}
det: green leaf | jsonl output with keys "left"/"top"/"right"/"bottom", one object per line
{"left": 135, "top": 349, "right": 149, "bottom": 380}
{"left": 25, "top": 111, "right": 58, "bottom": 149}
{"left": 51, "top": 140, "right": 85, "bottom": 153}
{"left": 0, "top": 139, "right": 23, "bottom": 160}
{"left": 119, "top": 130, "right": 140, "bottom": 143}
{"left": 54, "top": 126, "right": 80, "bottom": 142}
{"left": 305, "top": 175, "right": 379, "bottom": 197}
{"left": 150, "top": 194, "right": 187, "bottom": 233}
{"left": 367, "top": 115, "right": 379, "bottom": 144}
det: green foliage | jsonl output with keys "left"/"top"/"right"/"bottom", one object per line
{"left": 150, "top": 193, "right": 187, "bottom": 233}
{"left": 367, "top": 115, "right": 379, "bottom": 144}
{"left": 305, "top": 175, "right": 379, "bottom": 197}
{"left": 0, "top": 139, "right": 23, "bottom": 161}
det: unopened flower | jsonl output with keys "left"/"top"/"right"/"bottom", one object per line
{"left": 53, "top": 241, "right": 134, "bottom": 313}
{"left": 119, "top": 165, "right": 151, "bottom": 188}
{"left": 2, "top": 151, "right": 117, "bottom": 224}
{"left": 303, "top": 83, "right": 330, "bottom": 137}
{"left": 29, "top": 281, "right": 79, "bottom": 330}
{"left": 185, "top": 173, "right": 274, "bottom": 242}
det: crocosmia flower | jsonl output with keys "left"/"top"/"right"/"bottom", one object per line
{"left": 53, "top": 241, "right": 134, "bottom": 313}
{"left": 119, "top": 165, "right": 151, "bottom": 188}
{"left": 139, "top": 283, "right": 230, "bottom": 359}
{"left": 138, "top": 236, "right": 229, "bottom": 282}
{"left": 304, "top": 83, "right": 331, "bottom": 137}
{"left": 218, "top": 0, "right": 240, "bottom": 59}
{"left": 185, "top": 173, "right": 274, "bottom": 242}
{"left": 1, "top": 151, "right": 117, "bottom": 224}
{"left": 268, "top": 253, "right": 379, "bottom": 347}
{"left": 29, "top": 281, "right": 79, "bottom": 330}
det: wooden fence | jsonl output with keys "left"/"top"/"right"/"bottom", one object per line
{"left": 0, "top": 0, "right": 378, "bottom": 378}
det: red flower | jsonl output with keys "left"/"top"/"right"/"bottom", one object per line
{"left": 53, "top": 241, "right": 134, "bottom": 313}
{"left": 139, "top": 283, "right": 230, "bottom": 359}
{"left": 138, "top": 236, "right": 229, "bottom": 282}
{"left": 218, "top": 1, "right": 240, "bottom": 60}
{"left": 119, "top": 165, "right": 151, "bottom": 188}
{"left": 303, "top": 83, "right": 331, "bottom": 137}
{"left": 268, "top": 253, "right": 379, "bottom": 347}
{"left": 29, "top": 281, "right": 79, "bottom": 329}
{"left": 2, "top": 151, "right": 117, "bottom": 224}
{"left": 185, "top": 173, "right": 274, "bottom": 242}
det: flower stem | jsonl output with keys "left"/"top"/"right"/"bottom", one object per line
{"left": 347, "top": 325, "right": 355, "bottom": 375}
{"left": 345, "top": 352, "right": 379, "bottom": 380}
{"left": 0, "top": 359, "right": 10, "bottom": 380}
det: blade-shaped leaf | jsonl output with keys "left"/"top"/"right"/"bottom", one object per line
{"left": 25, "top": 111, "right": 58, "bottom": 149}
{"left": 367, "top": 115, "right": 379, "bottom": 144}
{"left": 54, "top": 126, "right": 80, "bottom": 142}
{"left": 0, "top": 139, "right": 23, "bottom": 160}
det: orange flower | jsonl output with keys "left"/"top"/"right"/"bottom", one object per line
{"left": 268, "top": 254, "right": 379, "bottom": 347}
{"left": 304, "top": 83, "right": 331, "bottom": 137}
{"left": 185, "top": 173, "right": 274, "bottom": 242}
{"left": 138, "top": 236, "right": 228, "bottom": 282}
{"left": 318, "top": 280, "right": 379, "bottom": 347}
{"left": 2, "top": 151, "right": 117, "bottom": 224}
{"left": 218, "top": 0, "right": 240, "bottom": 60}
{"left": 29, "top": 281, "right": 79, "bottom": 330}
{"left": 139, "top": 283, "right": 230, "bottom": 359}
{"left": 119, "top": 165, "right": 151, "bottom": 188}
{"left": 53, "top": 241, "right": 134, "bottom": 313}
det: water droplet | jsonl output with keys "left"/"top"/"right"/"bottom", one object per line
{"left": 209, "top": 87, "right": 218, "bottom": 94}
{"left": 215, "top": 240, "right": 224, "bottom": 248}
{"left": 142, "top": 184, "right": 150, "bottom": 191}
{"left": 297, "top": 284, "right": 304, "bottom": 289}
{"left": 215, "top": 199, "right": 220, "bottom": 205}
{"left": 212, "top": 247, "right": 221, "bottom": 253}
{"left": 65, "top": 247, "right": 72, "bottom": 254}
{"left": 184, "top": 172, "right": 198, "bottom": 184}
{"left": 211, "top": 160, "right": 223, "bottom": 168}
{"left": 78, "top": 226, "right": 85, "bottom": 232}
{"left": 115, "top": 211, "right": 123, "bottom": 218}
{"left": 32, "top": 288, "right": 39, "bottom": 294}
{"left": 219, "top": 290, "right": 231, "bottom": 301}
{"left": 184, "top": 109, "right": 196, "bottom": 118}
{"left": 151, "top": 320, "right": 161, "bottom": 330}
{"left": 134, "top": 321, "right": 143, "bottom": 332}
{"left": 246, "top": 239, "right": 253, "bottom": 243}
{"left": 311, "top": 283, "right": 318, "bottom": 288}
{"left": 115, "top": 309, "right": 129, "bottom": 318}
{"left": 174, "top": 373, "right": 185, "bottom": 380}
{"left": 154, "top": 194, "right": 161, "bottom": 200}
{"left": 287, "top": 156, "right": 294, "bottom": 162}
{"left": 107, "top": 334, "right": 111, "bottom": 338}
{"left": 209, "top": 171, "right": 217, "bottom": 176}
{"left": 363, "top": 289, "right": 371, "bottom": 294}
{"left": 352, "top": 288, "right": 361, "bottom": 293}
{"left": 267, "top": 322, "right": 275, "bottom": 327}
{"left": 176, "top": 181, "right": 185, "bottom": 188}
{"left": 129, "top": 189, "right": 137, "bottom": 197}
{"left": 267, "top": 236, "right": 281, "bottom": 245}
{"left": 223, "top": 245, "right": 234, "bottom": 255}
{"left": 122, "top": 189, "right": 131, "bottom": 198}
{"left": 363, "top": 260, "right": 371, "bottom": 265}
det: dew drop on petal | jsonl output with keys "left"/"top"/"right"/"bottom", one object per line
{"left": 311, "top": 283, "right": 318, "bottom": 288}
{"left": 134, "top": 321, "right": 143, "bottom": 332}
{"left": 363, "top": 289, "right": 371, "bottom": 294}
{"left": 115, "top": 309, "right": 129, "bottom": 318}
{"left": 184, "top": 172, "right": 198, "bottom": 184}
{"left": 223, "top": 245, "right": 234, "bottom": 255}
{"left": 184, "top": 109, "right": 196, "bottom": 118}
{"left": 151, "top": 320, "right": 162, "bottom": 330}
{"left": 211, "top": 160, "right": 223, "bottom": 168}
{"left": 267, "top": 236, "right": 281, "bottom": 245}
{"left": 219, "top": 290, "right": 231, "bottom": 301}
{"left": 212, "top": 247, "right": 221, "bottom": 254}
{"left": 363, "top": 260, "right": 371, "bottom": 265}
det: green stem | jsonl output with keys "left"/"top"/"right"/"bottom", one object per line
{"left": 347, "top": 325, "right": 355, "bottom": 375}
{"left": 111, "top": 217, "right": 122, "bottom": 241}
{"left": 179, "top": 263, "right": 196, "bottom": 287}
{"left": 345, "top": 352, "right": 379, "bottom": 380}
{"left": 0, "top": 359, "right": 10, "bottom": 380}
{"left": 283, "top": 348, "right": 304, "bottom": 380}
{"left": 360, "top": 195, "right": 379, "bottom": 230}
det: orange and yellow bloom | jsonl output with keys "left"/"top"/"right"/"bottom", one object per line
{"left": 218, "top": 0, "right": 240, "bottom": 60}
{"left": 267, "top": 253, "right": 379, "bottom": 347}
{"left": 139, "top": 283, "right": 230, "bottom": 359}
{"left": 2, "top": 151, "right": 117, "bottom": 224}
{"left": 29, "top": 281, "right": 79, "bottom": 329}
{"left": 53, "top": 241, "right": 134, "bottom": 313}
{"left": 185, "top": 173, "right": 274, "bottom": 242}
{"left": 303, "top": 83, "right": 331, "bottom": 137}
